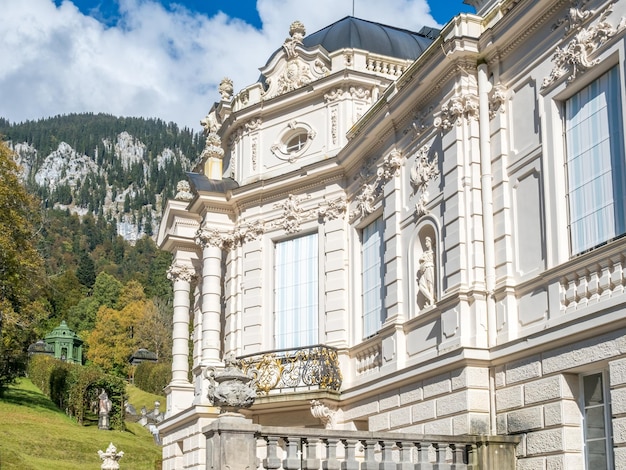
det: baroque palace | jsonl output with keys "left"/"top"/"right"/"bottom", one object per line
{"left": 157, "top": 0, "right": 626, "bottom": 468}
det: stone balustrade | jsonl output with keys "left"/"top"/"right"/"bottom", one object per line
{"left": 204, "top": 417, "right": 520, "bottom": 470}
{"left": 365, "top": 54, "right": 409, "bottom": 77}
{"left": 559, "top": 248, "right": 625, "bottom": 313}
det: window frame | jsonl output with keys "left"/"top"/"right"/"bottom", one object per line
{"left": 562, "top": 64, "right": 626, "bottom": 255}
{"left": 580, "top": 370, "right": 614, "bottom": 470}
{"left": 273, "top": 231, "right": 320, "bottom": 350}
{"left": 360, "top": 216, "right": 385, "bottom": 339}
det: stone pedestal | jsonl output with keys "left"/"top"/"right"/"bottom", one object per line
{"left": 204, "top": 414, "right": 260, "bottom": 470}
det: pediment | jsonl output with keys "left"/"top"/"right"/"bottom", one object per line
{"left": 259, "top": 21, "right": 331, "bottom": 99}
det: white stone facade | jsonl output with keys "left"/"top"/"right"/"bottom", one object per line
{"left": 157, "top": 1, "right": 626, "bottom": 468}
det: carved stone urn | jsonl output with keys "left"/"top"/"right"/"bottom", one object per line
{"left": 206, "top": 353, "right": 257, "bottom": 414}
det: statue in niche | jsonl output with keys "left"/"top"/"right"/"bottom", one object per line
{"left": 417, "top": 236, "right": 435, "bottom": 307}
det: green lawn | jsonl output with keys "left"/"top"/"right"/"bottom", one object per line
{"left": 0, "top": 379, "right": 162, "bottom": 470}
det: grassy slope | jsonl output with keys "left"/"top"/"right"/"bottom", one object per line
{"left": 0, "top": 379, "right": 162, "bottom": 470}
{"left": 126, "top": 384, "right": 166, "bottom": 413}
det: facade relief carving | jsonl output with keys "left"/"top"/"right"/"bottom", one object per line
{"left": 350, "top": 149, "right": 402, "bottom": 221}
{"left": 324, "top": 88, "right": 345, "bottom": 102}
{"left": 317, "top": 197, "right": 347, "bottom": 222}
{"left": 245, "top": 118, "right": 263, "bottom": 132}
{"left": 350, "top": 86, "right": 371, "bottom": 100}
{"left": 262, "top": 21, "right": 331, "bottom": 99}
{"left": 410, "top": 144, "right": 439, "bottom": 218}
{"left": 331, "top": 107, "right": 338, "bottom": 145}
{"left": 489, "top": 84, "right": 507, "bottom": 119}
{"left": 543, "top": 2, "right": 625, "bottom": 89}
{"left": 433, "top": 94, "right": 479, "bottom": 131}
{"left": 272, "top": 194, "right": 313, "bottom": 234}
{"left": 310, "top": 400, "right": 343, "bottom": 430}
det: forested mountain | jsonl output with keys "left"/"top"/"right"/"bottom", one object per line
{"left": 0, "top": 113, "right": 204, "bottom": 240}
{"left": 0, "top": 114, "right": 205, "bottom": 387}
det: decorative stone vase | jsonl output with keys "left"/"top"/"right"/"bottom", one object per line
{"left": 206, "top": 353, "right": 257, "bottom": 414}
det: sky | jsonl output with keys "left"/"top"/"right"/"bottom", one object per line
{"left": 0, "top": 0, "right": 474, "bottom": 131}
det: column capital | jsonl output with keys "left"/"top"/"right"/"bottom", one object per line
{"left": 195, "top": 226, "right": 226, "bottom": 249}
{"left": 167, "top": 263, "right": 197, "bottom": 283}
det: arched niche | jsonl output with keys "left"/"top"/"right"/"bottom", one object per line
{"left": 409, "top": 219, "right": 440, "bottom": 316}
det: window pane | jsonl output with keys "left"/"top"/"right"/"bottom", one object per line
{"left": 362, "top": 218, "right": 384, "bottom": 338}
{"left": 566, "top": 66, "right": 626, "bottom": 254}
{"left": 275, "top": 233, "right": 318, "bottom": 349}
{"left": 582, "top": 373, "right": 611, "bottom": 470}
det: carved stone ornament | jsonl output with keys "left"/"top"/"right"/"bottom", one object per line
{"left": 200, "top": 110, "right": 219, "bottom": 134}
{"left": 317, "top": 197, "right": 347, "bottom": 222}
{"left": 196, "top": 221, "right": 265, "bottom": 251}
{"left": 283, "top": 20, "right": 306, "bottom": 59}
{"left": 167, "top": 263, "right": 197, "bottom": 283}
{"left": 98, "top": 442, "right": 124, "bottom": 470}
{"left": 174, "top": 180, "right": 193, "bottom": 201}
{"left": 543, "top": 3, "right": 626, "bottom": 89}
{"left": 205, "top": 353, "right": 257, "bottom": 414}
{"left": 200, "top": 132, "right": 225, "bottom": 161}
{"left": 433, "top": 94, "right": 479, "bottom": 131}
{"left": 245, "top": 117, "right": 262, "bottom": 132}
{"left": 272, "top": 193, "right": 314, "bottom": 234}
{"left": 196, "top": 226, "right": 226, "bottom": 249}
{"left": 324, "top": 87, "right": 344, "bottom": 102}
{"left": 219, "top": 77, "right": 234, "bottom": 101}
{"left": 489, "top": 84, "right": 507, "bottom": 119}
{"left": 350, "top": 149, "right": 402, "bottom": 221}
{"left": 310, "top": 400, "right": 342, "bottom": 430}
{"left": 554, "top": 0, "right": 594, "bottom": 33}
{"left": 410, "top": 145, "right": 439, "bottom": 218}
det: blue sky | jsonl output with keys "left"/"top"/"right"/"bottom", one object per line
{"left": 3, "top": 0, "right": 476, "bottom": 130}
{"left": 65, "top": 0, "right": 473, "bottom": 29}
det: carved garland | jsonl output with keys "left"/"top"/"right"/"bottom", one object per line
{"left": 350, "top": 149, "right": 402, "bottom": 221}
{"left": 542, "top": 1, "right": 626, "bottom": 89}
{"left": 409, "top": 144, "right": 439, "bottom": 218}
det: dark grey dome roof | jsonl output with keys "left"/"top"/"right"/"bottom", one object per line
{"left": 302, "top": 16, "right": 436, "bottom": 61}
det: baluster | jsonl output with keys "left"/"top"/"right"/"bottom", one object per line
{"left": 379, "top": 440, "right": 396, "bottom": 470}
{"left": 283, "top": 436, "right": 301, "bottom": 470}
{"left": 449, "top": 443, "right": 468, "bottom": 469}
{"left": 263, "top": 436, "right": 282, "bottom": 470}
{"left": 416, "top": 442, "right": 434, "bottom": 470}
{"left": 435, "top": 443, "right": 452, "bottom": 470}
{"left": 361, "top": 439, "right": 379, "bottom": 470}
{"left": 322, "top": 438, "right": 341, "bottom": 470}
{"left": 396, "top": 441, "right": 414, "bottom": 470}
{"left": 303, "top": 437, "right": 321, "bottom": 470}
{"left": 341, "top": 438, "right": 360, "bottom": 470}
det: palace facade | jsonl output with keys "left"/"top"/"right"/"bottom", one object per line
{"left": 157, "top": 0, "right": 626, "bottom": 468}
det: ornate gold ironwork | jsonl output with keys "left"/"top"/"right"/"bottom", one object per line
{"left": 237, "top": 345, "right": 342, "bottom": 395}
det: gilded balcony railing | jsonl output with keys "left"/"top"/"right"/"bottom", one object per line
{"left": 237, "top": 345, "right": 342, "bottom": 395}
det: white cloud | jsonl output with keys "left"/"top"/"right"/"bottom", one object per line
{"left": 0, "top": 0, "right": 440, "bottom": 130}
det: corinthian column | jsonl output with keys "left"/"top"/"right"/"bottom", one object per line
{"left": 195, "top": 227, "right": 224, "bottom": 367}
{"left": 167, "top": 263, "right": 197, "bottom": 384}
